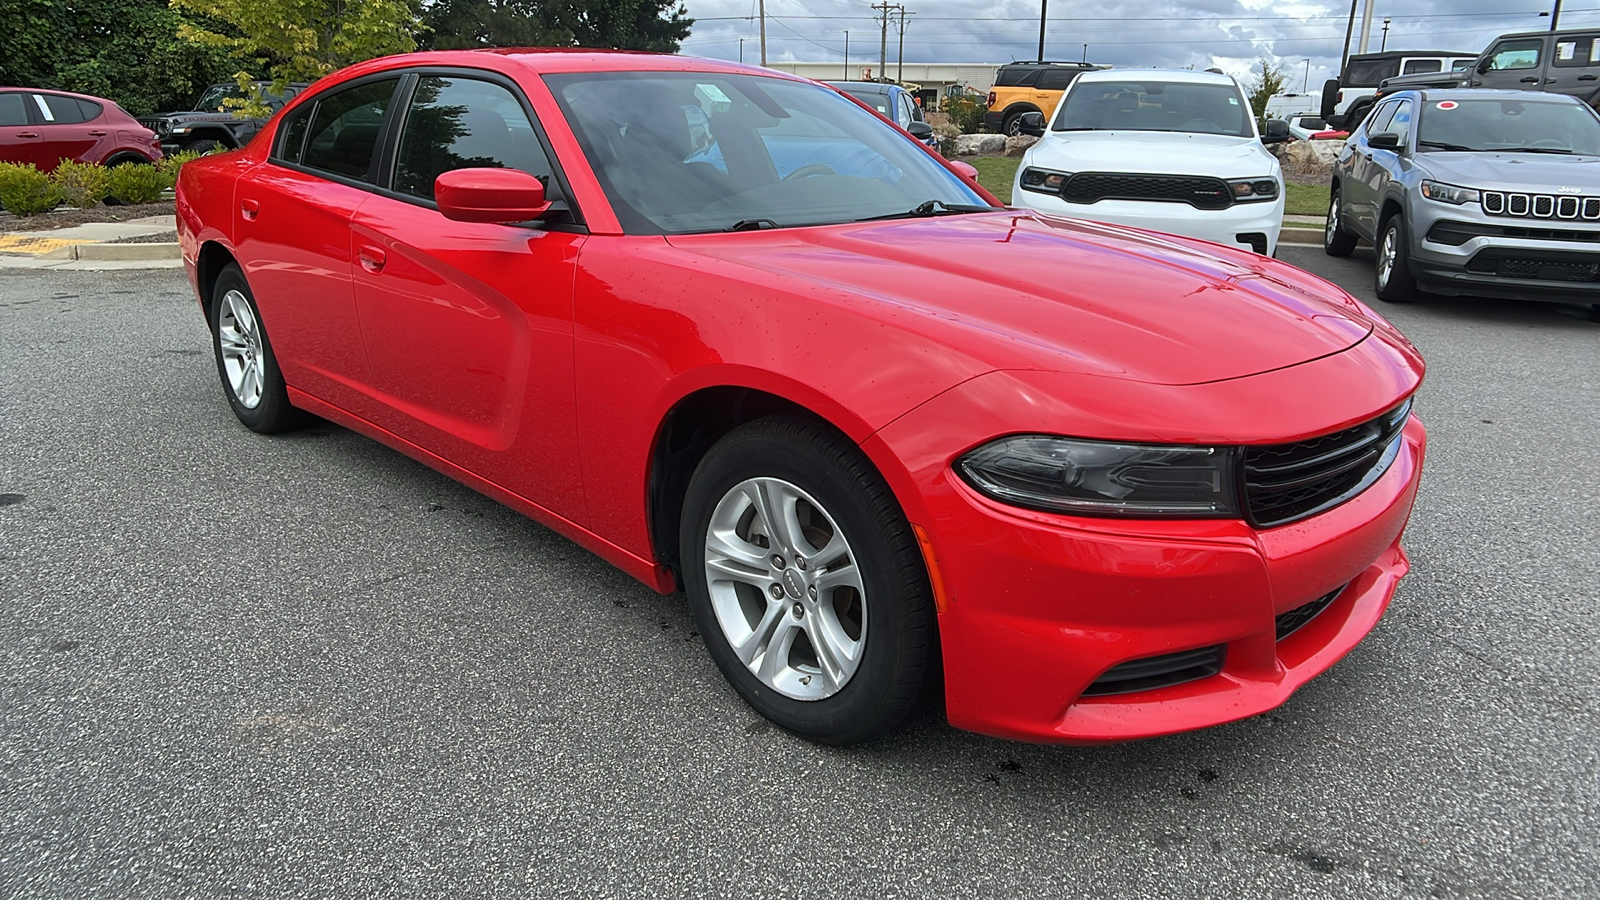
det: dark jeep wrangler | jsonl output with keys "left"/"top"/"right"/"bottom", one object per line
{"left": 138, "top": 82, "right": 308, "bottom": 155}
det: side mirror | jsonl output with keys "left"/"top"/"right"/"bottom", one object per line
{"left": 1368, "top": 132, "right": 1402, "bottom": 151}
{"left": 435, "top": 168, "right": 552, "bottom": 223}
{"left": 1261, "top": 119, "right": 1291, "bottom": 144}
{"left": 1476, "top": 59, "right": 1491, "bottom": 74}
{"left": 1319, "top": 79, "right": 1341, "bottom": 119}
{"left": 1017, "top": 111, "right": 1046, "bottom": 137}
{"left": 907, "top": 121, "right": 934, "bottom": 139}
{"left": 947, "top": 159, "right": 980, "bottom": 180}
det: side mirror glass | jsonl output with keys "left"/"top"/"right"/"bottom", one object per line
{"left": 435, "top": 168, "right": 552, "bottom": 224}
{"left": 1477, "top": 59, "right": 1491, "bottom": 74}
{"left": 1017, "top": 111, "right": 1046, "bottom": 137}
{"left": 907, "top": 120, "right": 934, "bottom": 139}
{"left": 1368, "top": 132, "right": 1402, "bottom": 151}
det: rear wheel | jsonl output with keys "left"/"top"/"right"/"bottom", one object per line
{"left": 1001, "top": 111, "right": 1028, "bottom": 137}
{"left": 1324, "top": 187, "right": 1358, "bottom": 257}
{"left": 1374, "top": 213, "right": 1418, "bottom": 303}
{"left": 210, "top": 264, "right": 309, "bottom": 433}
{"left": 680, "top": 417, "right": 936, "bottom": 745}
{"left": 184, "top": 139, "right": 221, "bottom": 155}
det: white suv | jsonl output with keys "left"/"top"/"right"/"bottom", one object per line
{"left": 1011, "top": 69, "right": 1286, "bottom": 255}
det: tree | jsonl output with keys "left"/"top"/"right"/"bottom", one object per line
{"left": 0, "top": 0, "right": 239, "bottom": 115}
{"left": 422, "top": 0, "right": 692, "bottom": 54}
{"left": 1247, "top": 57, "right": 1288, "bottom": 127}
{"left": 174, "top": 0, "right": 421, "bottom": 113}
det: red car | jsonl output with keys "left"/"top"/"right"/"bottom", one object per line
{"left": 0, "top": 88, "right": 161, "bottom": 170}
{"left": 176, "top": 50, "right": 1427, "bottom": 746}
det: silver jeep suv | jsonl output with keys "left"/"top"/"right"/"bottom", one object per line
{"left": 1325, "top": 89, "right": 1600, "bottom": 313}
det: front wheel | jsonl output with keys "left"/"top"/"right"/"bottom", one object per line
{"left": 1374, "top": 214, "right": 1418, "bottom": 303}
{"left": 210, "top": 264, "right": 309, "bottom": 433}
{"left": 1324, "top": 187, "right": 1358, "bottom": 257}
{"left": 680, "top": 417, "right": 937, "bottom": 745}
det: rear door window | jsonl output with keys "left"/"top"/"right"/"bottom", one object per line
{"left": 1036, "top": 69, "right": 1078, "bottom": 91}
{"left": 1402, "top": 59, "right": 1442, "bottom": 75}
{"left": 393, "top": 75, "right": 556, "bottom": 201}
{"left": 31, "top": 94, "right": 96, "bottom": 124}
{"left": 1553, "top": 37, "right": 1596, "bottom": 67}
{"left": 297, "top": 79, "right": 401, "bottom": 182}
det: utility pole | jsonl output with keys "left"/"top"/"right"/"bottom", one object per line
{"left": 1381, "top": 17, "right": 1391, "bottom": 51}
{"left": 759, "top": 0, "right": 767, "bottom": 66}
{"left": 739, "top": 38, "right": 745, "bottom": 64}
{"left": 1357, "top": 0, "right": 1375, "bottom": 55}
{"left": 844, "top": 31, "right": 849, "bottom": 80}
{"left": 894, "top": 7, "right": 914, "bottom": 85}
{"left": 872, "top": 2, "right": 895, "bottom": 83}
{"left": 1302, "top": 58, "right": 1311, "bottom": 92}
{"left": 1339, "top": 0, "right": 1358, "bottom": 73}
{"left": 1550, "top": 0, "right": 1563, "bottom": 30}
{"left": 1037, "top": 0, "right": 1047, "bottom": 62}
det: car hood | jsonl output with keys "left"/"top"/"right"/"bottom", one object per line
{"left": 1026, "top": 130, "right": 1278, "bottom": 179}
{"left": 665, "top": 212, "right": 1374, "bottom": 386}
{"left": 1417, "top": 152, "right": 1600, "bottom": 191}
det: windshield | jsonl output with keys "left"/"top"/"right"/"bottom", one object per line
{"left": 841, "top": 88, "right": 893, "bottom": 117}
{"left": 1051, "top": 80, "right": 1253, "bottom": 137}
{"left": 544, "top": 72, "right": 986, "bottom": 235}
{"left": 194, "top": 84, "right": 292, "bottom": 112}
{"left": 1418, "top": 98, "right": 1600, "bottom": 155}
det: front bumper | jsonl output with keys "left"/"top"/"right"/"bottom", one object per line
{"left": 1011, "top": 188, "right": 1285, "bottom": 256}
{"left": 1411, "top": 213, "right": 1600, "bottom": 303}
{"left": 868, "top": 361, "right": 1425, "bottom": 744}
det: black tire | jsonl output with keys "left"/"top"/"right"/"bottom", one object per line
{"left": 679, "top": 416, "right": 937, "bottom": 745}
{"left": 1001, "top": 111, "right": 1026, "bottom": 136}
{"left": 1324, "top": 186, "right": 1358, "bottom": 257}
{"left": 184, "top": 139, "right": 221, "bottom": 155}
{"left": 209, "top": 264, "right": 309, "bottom": 433}
{"left": 1374, "top": 213, "right": 1418, "bottom": 303}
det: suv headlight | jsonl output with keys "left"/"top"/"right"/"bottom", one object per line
{"left": 1019, "top": 166, "right": 1071, "bottom": 194}
{"left": 1227, "top": 178, "right": 1279, "bottom": 202}
{"left": 1420, "top": 181, "right": 1479, "bottom": 205}
{"left": 957, "top": 436, "right": 1239, "bottom": 517}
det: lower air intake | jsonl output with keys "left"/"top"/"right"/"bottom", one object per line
{"left": 1082, "top": 644, "right": 1226, "bottom": 697}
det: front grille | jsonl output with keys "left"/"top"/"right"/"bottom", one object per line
{"left": 1425, "top": 220, "right": 1600, "bottom": 247}
{"left": 1243, "top": 401, "right": 1411, "bottom": 528}
{"left": 1061, "top": 172, "right": 1233, "bottom": 210}
{"left": 1465, "top": 249, "right": 1600, "bottom": 282}
{"left": 1481, "top": 190, "right": 1600, "bottom": 221}
{"left": 1275, "top": 586, "right": 1344, "bottom": 640}
{"left": 1082, "top": 644, "right": 1226, "bottom": 697}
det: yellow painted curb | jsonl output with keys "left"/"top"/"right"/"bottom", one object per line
{"left": 0, "top": 234, "right": 94, "bottom": 256}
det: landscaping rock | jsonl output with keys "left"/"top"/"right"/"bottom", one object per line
{"left": 1003, "top": 135, "right": 1039, "bottom": 156}
{"left": 1277, "top": 139, "right": 1341, "bottom": 177}
{"left": 952, "top": 134, "right": 1007, "bottom": 156}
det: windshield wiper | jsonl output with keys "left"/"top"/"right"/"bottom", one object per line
{"left": 855, "top": 199, "right": 994, "bottom": 222}
{"left": 727, "top": 218, "right": 781, "bottom": 232}
{"left": 1498, "top": 146, "right": 1574, "bottom": 155}
{"left": 1418, "top": 140, "right": 1479, "bottom": 152}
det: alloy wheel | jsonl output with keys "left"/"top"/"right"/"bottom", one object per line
{"left": 702, "top": 477, "right": 867, "bottom": 701}
{"left": 1377, "top": 225, "right": 1396, "bottom": 289}
{"left": 217, "top": 289, "right": 264, "bottom": 409}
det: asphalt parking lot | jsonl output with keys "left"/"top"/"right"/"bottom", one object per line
{"left": 1, "top": 247, "right": 1596, "bottom": 899}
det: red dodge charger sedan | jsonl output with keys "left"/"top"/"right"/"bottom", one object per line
{"left": 176, "top": 50, "right": 1427, "bottom": 745}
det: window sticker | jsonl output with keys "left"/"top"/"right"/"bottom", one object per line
{"left": 1558, "top": 41, "right": 1576, "bottom": 61}
{"left": 1227, "top": 96, "right": 1239, "bottom": 105}
{"left": 1436, "top": 100, "right": 1459, "bottom": 110}
{"left": 32, "top": 94, "right": 53, "bottom": 121}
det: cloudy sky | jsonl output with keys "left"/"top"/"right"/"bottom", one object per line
{"left": 675, "top": 0, "right": 1600, "bottom": 92}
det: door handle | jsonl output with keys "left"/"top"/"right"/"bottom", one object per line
{"left": 1520, "top": 76, "right": 1540, "bottom": 83}
{"left": 1580, "top": 74, "right": 1598, "bottom": 81}
{"left": 358, "top": 244, "right": 386, "bottom": 273}
{"left": 87, "top": 130, "right": 108, "bottom": 136}
{"left": 16, "top": 131, "right": 38, "bottom": 138}
{"left": 240, "top": 199, "right": 259, "bottom": 221}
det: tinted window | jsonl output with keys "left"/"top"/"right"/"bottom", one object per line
{"left": 842, "top": 88, "right": 893, "bottom": 117}
{"left": 276, "top": 102, "right": 312, "bottom": 164}
{"left": 1054, "top": 80, "right": 1252, "bottom": 137}
{"left": 394, "top": 76, "right": 555, "bottom": 201}
{"left": 546, "top": 72, "right": 984, "bottom": 235}
{"left": 1553, "top": 38, "right": 1595, "bottom": 68}
{"left": 76, "top": 99, "right": 102, "bottom": 120}
{"left": 1402, "top": 59, "right": 1442, "bottom": 75}
{"left": 1345, "top": 58, "right": 1401, "bottom": 87}
{"left": 32, "top": 93, "right": 93, "bottom": 124}
{"left": 1036, "top": 69, "right": 1079, "bottom": 91}
{"left": 1486, "top": 39, "right": 1542, "bottom": 71}
{"left": 300, "top": 79, "right": 399, "bottom": 181}
{"left": 0, "top": 92, "right": 27, "bottom": 127}
{"left": 1295, "top": 116, "right": 1326, "bottom": 130}
{"left": 995, "top": 67, "right": 1040, "bottom": 87}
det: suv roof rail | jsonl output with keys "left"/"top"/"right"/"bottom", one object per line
{"left": 1002, "top": 60, "right": 1098, "bottom": 68}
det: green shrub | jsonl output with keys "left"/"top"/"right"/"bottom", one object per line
{"left": 943, "top": 92, "right": 989, "bottom": 135}
{"left": 155, "top": 149, "right": 209, "bottom": 188}
{"left": 106, "top": 163, "right": 168, "bottom": 205}
{"left": 52, "top": 159, "right": 110, "bottom": 210}
{"left": 0, "top": 162, "right": 60, "bottom": 216}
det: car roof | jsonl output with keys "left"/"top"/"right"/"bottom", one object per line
{"left": 316, "top": 49, "right": 811, "bottom": 90}
{"left": 1492, "top": 27, "right": 1600, "bottom": 40}
{"left": 1387, "top": 88, "right": 1588, "bottom": 104}
{"left": 1347, "top": 49, "right": 1477, "bottom": 62}
{"left": 0, "top": 86, "right": 112, "bottom": 102}
{"left": 1075, "top": 68, "right": 1238, "bottom": 87}
{"left": 824, "top": 81, "right": 897, "bottom": 94}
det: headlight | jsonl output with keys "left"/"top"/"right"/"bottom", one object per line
{"left": 1420, "top": 181, "right": 1479, "bottom": 205}
{"left": 1019, "top": 166, "right": 1070, "bottom": 194}
{"left": 1227, "top": 178, "right": 1279, "bottom": 202}
{"left": 956, "top": 436, "right": 1239, "bottom": 517}
{"left": 171, "top": 126, "right": 191, "bottom": 135}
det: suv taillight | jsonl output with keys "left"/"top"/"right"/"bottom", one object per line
{"left": 987, "top": 91, "right": 996, "bottom": 107}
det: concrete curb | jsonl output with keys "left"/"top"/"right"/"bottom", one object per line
{"left": 41, "top": 242, "right": 181, "bottom": 261}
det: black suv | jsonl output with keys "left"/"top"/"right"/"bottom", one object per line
{"left": 138, "top": 82, "right": 309, "bottom": 155}
{"left": 983, "top": 61, "right": 1101, "bottom": 135}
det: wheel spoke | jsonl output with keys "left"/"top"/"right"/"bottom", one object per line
{"left": 756, "top": 618, "right": 802, "bottom": 682}
{"left": 810, "top": 530, "right": 851, "bottom": 570}
{"left": 731, "top": 598, "right": 787, "bottom": 666}
{"left": 814, "top": 564, "right": 863, "bottom": 596}
{"left": 705, "top": 529, "right": 769, "bottom": 586}
{"left": 804, "top": 611, "right": 854, "bottom": 690}
{"left": 752, "top": 480, "right": 806, "bottom": 556}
